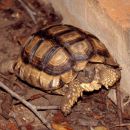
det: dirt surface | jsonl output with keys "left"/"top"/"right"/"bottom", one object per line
{"left": 0, "top": 0, "right": 129, "bottom": 130}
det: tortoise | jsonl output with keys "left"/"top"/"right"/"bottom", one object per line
{"left": 7, "top": 24, "right": 121, "bottom": 114}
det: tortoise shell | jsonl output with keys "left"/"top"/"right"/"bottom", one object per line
{"left": 22, "top": 24, "right": 118, "bottom": 76}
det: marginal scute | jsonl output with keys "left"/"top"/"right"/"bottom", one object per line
{"left": 51, "top": 76, "right": 60, "bottom": 89}
{"left": 91, "top": 38, "right": 107, "bottom": 54}
{"left": 39, "top": 71, "right": 53, "bottom": 90}
{"left": 30, "top": 67, "right": 40, "bottom": 87}
{"left": 19, "top": 61, "right": 26, "bottom": 80}
{"left": 105, "top": 55, "right": 119, "bottom": 66}
{"left": 88, "top": 36, "right": 119, "bottom": 66}
{"left": 23, "top": 64, "right": 32, "bottom": 85}
{"left": 61, "top": 70, "right": 77, "bottom": 83}
{"left": 89, "top": 54, "right": 105, "bottom": 63}
{"left": 14, "top": 57, "right": 23, "bottom": 74}
{"left": 73, "top": 61, "right": 87, "bottom": 71}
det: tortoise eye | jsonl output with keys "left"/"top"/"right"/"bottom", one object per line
{"left": 78, "top": 65, "right": 95, "bottom": 83}
{"left": 77, "top": 65, "right": 95, "bottom": 83}
{"left": 84, "top": 67, "right": 95, "bottom": 82}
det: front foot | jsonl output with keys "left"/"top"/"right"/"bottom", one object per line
{"left": 61, "top": 79, "right": 83, "bottom": 115}
{"left": 61, "top": 79, "right": 102, "bottom": 115}
{"left": 61, "top": 64, "right": 121, "bottom": 115}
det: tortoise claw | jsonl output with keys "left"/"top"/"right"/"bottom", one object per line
{"left": 104, "top": 85, "right": 109, "bottom": 89}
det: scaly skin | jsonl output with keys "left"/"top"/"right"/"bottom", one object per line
{"left": 61, "top": 79, "right": 102, "bottom": 115}
{"left": 61, "top": 79, "right": 84, "bottom": 115}
{"left": 61, "top": 64, "right": 121, "bottom": 115}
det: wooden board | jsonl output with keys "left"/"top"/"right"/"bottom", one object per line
{"left": 47, "top": 0, "right": 130, "bottom": 95}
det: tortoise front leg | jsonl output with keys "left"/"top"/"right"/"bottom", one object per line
{"left": 61, "top": 64, "right": 121, "bottom": 115}
{"left": 61, "top": 79, "right": 102, "bottom": 115}
{"left": 61, "top": 79, "right": 83, "bottom": 115}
